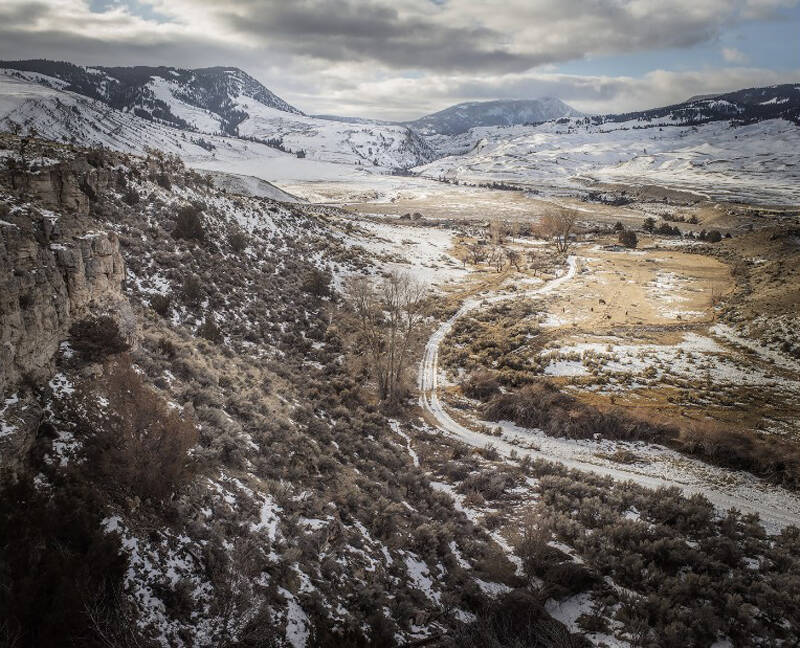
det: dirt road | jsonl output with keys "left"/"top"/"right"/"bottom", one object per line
{"left": 418, "top": 256, "right": 800, "bottom": 532}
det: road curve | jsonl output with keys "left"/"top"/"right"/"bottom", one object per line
{"left": 418, "top": 256, "right": 800, "bottom": 532}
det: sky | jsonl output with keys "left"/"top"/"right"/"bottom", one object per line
{"left": 0, "top": 0, "right": 798, "bottom": 120}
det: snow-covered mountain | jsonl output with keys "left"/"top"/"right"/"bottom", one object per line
{"left": 412, "top": 84, "right": 800, "bottom": 205}
{"left": 598, "top": 84, "right": 800, "bottom": 127}
{"left": 404, "top": 98, "right": 581, "bottom": 135}
{"left": 1, "top": 60, "right": 798, "bottom": 202}
{"left": 0, "top": 67, "right": 435, "bottom": 173}
{"left": 0, "top": 60, "right": 303, "bottom": 135}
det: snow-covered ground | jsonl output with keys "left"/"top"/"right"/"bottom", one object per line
{"left": 537, "top": 332, "right": 800, "bottom": 393}
{"left": 146, "top": 75, "right": 223, "bottom": 134}
{"left": 337, "top": 218, "right": 468, "bottom": 288}
{"left": 417, "top": 117, "right": 800, "bottom": 205}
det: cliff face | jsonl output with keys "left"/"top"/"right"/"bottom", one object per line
{"left": 0, "top": 218, "right": 128, "bottom": 394}
{"left": 8, "top": 152, "right": 120, "bottom": 214}
{"left": 1, "top": 149, "right": 132, "bottom": 473}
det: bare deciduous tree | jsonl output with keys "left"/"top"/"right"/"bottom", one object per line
{"left": 345, "top": 272, "right": 427, "bottom": 407}
{"left": 526, "top": 250, "right": 548, "bottom": 276}
{"left": 505, "top": 248, "right": 521, "bottom": 271}
{"left": 540, "top": 208, "right": 578, "bottom": 253}
{"left": 490, "top": 246, "right": 506, "bottom": 272}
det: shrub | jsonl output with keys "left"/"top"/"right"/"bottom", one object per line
{"left": 198, "top": 316, "right": 223, "bottom": 344}
{"left": 172, "top": 204, "right": 205, "bottom": 242}
{"left": 657, "top": 223, "right": 681, "bottom": 236}
{"left": 681, "top": 421, "right": 800, "bottom": 489}
{"left": 155, "top": 173, "right": 172, "bottom": 190}
{"left": 122, "top": 186, "right": 140, "bottom": 206}
{"left": 459, "top": 470, "right": 514, "bottom": 501}
{"left": 150, "top": 293, "right": 172, "bottom": 317}
{"left": 541, "top": 561, "right": 598, "bottom": 599}
{"left": 84, "top": 359, "right": 198, "bottom": 502}
{"left": 302, "top": 268, "right": 332, "bottom": 298}
{"left": 69, "top": 315, "right": 130, "bottom": 361}
{"left": 182, "top": 274, "right": 204, "bottom": 305}
{"left": 450, "top": 591, "right": 576, "bottom": 648}
{"left": 461, "top": 371, "right": 500, "bottom": 400}
{"left": 618, "top": 228, "right": 638, "bottom": 248}
{"left": 484, "top": 382, "right": 677, "bottom": 443}
{"left": 229, "top": 230, "right": 249, "bottom": 253}
{"left": 0, "top": 476, "right": 134, "bottom": 646}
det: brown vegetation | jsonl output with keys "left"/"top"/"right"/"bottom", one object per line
{"left": 484, "top": 382, "right": 678, "bottom": 443}
{"left": 83, "top": 358, "right": 198, "bottom": 502}
{"left": 682, "top": 420, "right": 800, "bottom": 490}
{"left": 460, "top": 370, "right": 501, "bottom": 400}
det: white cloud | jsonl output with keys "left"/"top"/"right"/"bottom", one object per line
{"left": 722, "top": 47, "right": 749, "bottom": 63}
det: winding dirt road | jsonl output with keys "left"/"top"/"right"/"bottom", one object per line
{"left": 418, "top": 256, "right": 800, "bottom": 532}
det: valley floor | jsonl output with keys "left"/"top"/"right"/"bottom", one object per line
{"left": 3, "top": 134, "right": 799, "bottom": 646}
{"left": 418, "top": 252, "right": 800, "bottom": 533}
{"left": 291, "top": 176, "right": 800, "bottom": 531}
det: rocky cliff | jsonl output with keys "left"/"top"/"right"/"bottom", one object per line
{"left": 1, "top": 142, "right": 132, "bottom": 473}
{"left": 0, "top": 219, "right": 128, "bottom": 393}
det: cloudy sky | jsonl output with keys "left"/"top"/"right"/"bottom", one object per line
{"left": 1, "top": 0, "right": 798, "bottom": 119}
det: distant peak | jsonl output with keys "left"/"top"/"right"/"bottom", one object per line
{"left": 405, "top": 97, "right": 582, "bottom": 135}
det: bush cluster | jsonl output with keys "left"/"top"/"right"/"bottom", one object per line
{"left": 484, "top": 382, "right": 678, "bottom": 443}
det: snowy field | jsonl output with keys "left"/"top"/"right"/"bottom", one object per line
{"left": 332, "top": 216, "right": 468, "bottom": 289}
{"left": 420, "top": 255, "right": 800, "bottom": 533}
{"left": 416, "top": 117, "right": 800, "bottom": 206}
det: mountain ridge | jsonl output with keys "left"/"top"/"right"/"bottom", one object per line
{"left": 0, "top": 59, "right": 303, "bottom": 135}
{"left": 596, "top": 83, "right": 800, "bottom": 126}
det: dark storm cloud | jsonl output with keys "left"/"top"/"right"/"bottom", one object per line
{"left": 221, "top": 0, "right": 547, "bottom": 72}
{"left": 0, "top": 0, "right": 792, "bottom": 76}
{"left": 0, "top": 2, "right": 51, "bottom": 28}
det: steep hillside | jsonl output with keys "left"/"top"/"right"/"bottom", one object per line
{"left": 405, "top": 98, "right": 581, "bottom": 135}
{"left": 0, "top": 135, "right": 538, "bottom": 646}
{"left": 0, "top": 70, "right": 434, "bottom": 173}
{"left": 235, "top": 100, "right": 435, "bottom": 169}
